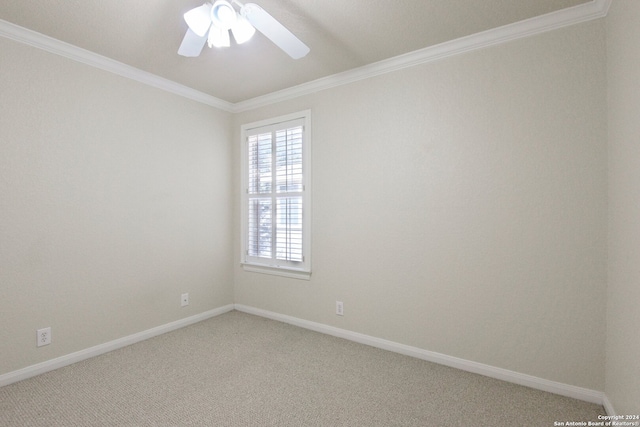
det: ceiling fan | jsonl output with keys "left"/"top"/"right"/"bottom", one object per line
{"left": 178, "top": 0, "right": 310, "bottom": 59}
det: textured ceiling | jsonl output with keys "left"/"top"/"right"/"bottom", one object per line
{"left": 0, "top": 0, "right": 590, "bottom": 103}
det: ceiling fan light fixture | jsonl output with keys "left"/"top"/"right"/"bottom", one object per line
{"left": 231, "top": 14, "right": 256, "bottom": 44}
{"left": 208, "top": 25, "right": 231, "bottom": 48}
{"left": 183, "top": 3, "right": 213, "bottom": 37}
{"left": 178, "top": 1, "right": 309, "bottom": 59}
{"left": 211, "top": 0, "right": 237, "bottom": 31}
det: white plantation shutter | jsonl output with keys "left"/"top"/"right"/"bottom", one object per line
{"left": 248, "top": 198, "right": 271, "bottom": 258}
{"left": 241, "top": 112, "right": 311, "bottom": 278}
{"left": 276, "top": 197, "right": 302, "bottom": 261}
{"left": 247, "top": 132, "right": 273, "bottom": 259}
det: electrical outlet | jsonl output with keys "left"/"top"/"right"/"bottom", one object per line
{"left": 181, "top": 293, "right": 189, "bottom": 307}
{"left": 37, "top": 327, "right": 51, "bottom": 347}
{"left": 336, "top": 301, "right": 344, "bottom": 316}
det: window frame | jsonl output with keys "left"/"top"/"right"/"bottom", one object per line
{"left": 240, "top": 110, "right": 312, "bottom": 280}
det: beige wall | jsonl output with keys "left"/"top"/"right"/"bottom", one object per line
{"left": 233, "top": 20, "right": 608, "bottom": 391}
{"left": 606, "top": 0, "right": 640, "bottom": 414}
{"left": 0, "top": 37, "right": 234, "bottom": 375}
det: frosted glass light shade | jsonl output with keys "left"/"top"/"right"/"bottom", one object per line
{"left": 208, "top": 26, "right": 230, "bottom": 48}
{"left": 184, "top": 3, "right": 212, "bottom": 37}
{"left": 231, "top": 15, "right": 256, "bottom": 44}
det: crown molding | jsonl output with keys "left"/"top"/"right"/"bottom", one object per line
{"left": 1, "top": 0, "right": 611, "bottom": 114}
{"left": 0, "top": 19, "right": 234, "bottom": 112}
{"left": 232, "top": 0, "right": 611, "bottom": 112}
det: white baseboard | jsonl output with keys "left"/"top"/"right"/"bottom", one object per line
{"left": 2, "top": 303, "right": 612, "bottom": 411}
{"left": 0, "top": 304, "right": 234, "bottom": 388}
{"left": 234, "top": 304, "right": 605, "bottom": 406}
{"left": 602, "top": 394, "right": 617, "bottom": 416}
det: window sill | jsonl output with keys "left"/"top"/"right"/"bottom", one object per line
{"left": 241, "top": 263, "right": 311, "bottom": 281}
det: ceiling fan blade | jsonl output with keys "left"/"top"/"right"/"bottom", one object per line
{"left": 178, "top": 28, "right": 208, "bottom": 57}
{"left": 242, "top": 3, "right": 310, "bottom": 59}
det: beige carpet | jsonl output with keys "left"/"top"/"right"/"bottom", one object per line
{"left": 0, "top": 311, "right": 604, "bottom": 426}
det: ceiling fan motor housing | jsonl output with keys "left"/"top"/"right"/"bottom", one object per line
{"left": 211, "top": 0, "right": 237, "bottom": 30}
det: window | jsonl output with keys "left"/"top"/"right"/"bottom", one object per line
{"left": 241, "top": 110, "right": 311, "bottom": 279}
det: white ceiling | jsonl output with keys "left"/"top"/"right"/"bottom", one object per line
{"left": 0, "top": 0, "right": 593, "bottom": 105}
